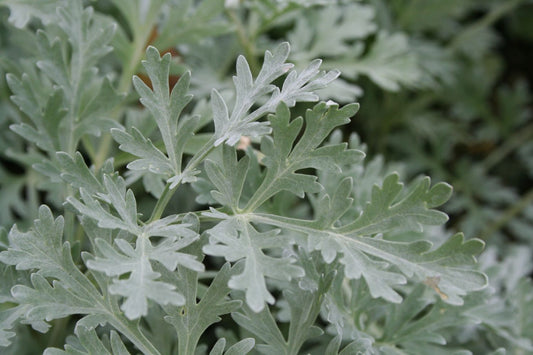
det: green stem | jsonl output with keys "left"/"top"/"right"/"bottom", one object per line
{"left": 148, "top": 183, "right": 177, "bottom": 223}
{"left": 93, "top": 133, "right": 115, "bottom": 172}
{"left": 227, "top": 9, "right": 260, "bottom": 75}
{"left": 243, "top": 174, "right": 273, "bottom": 213}
{"left": 479, "top": 187, "right": 533, "bottom": 240}
{"left": 183, "top": 136, "right": 217, "bottom": 172}
{"left": 148, "top": 137, "right": 218, "bottom": 222}
{"left": 177, "top": 335, "right": 196, "bottom": 355}
{"left": 108, "top": 315, "right": 161, "bottom": 355}
{"left": 252, "top": 6, "right": 295, "bottom": 39}
{"left": 449, "top": 0, "right": 524, "bottom": 50}
{"left": 93, "top": 19, "right": 157, "bottom": 171}
{"left": 65, "top": 26, "right": 84, "bottom": 156}
{"left": 48, "top": 317, "right": 70, "bottom": 349}
{"left": 80, "top": 136, "right": 97, "bottom": 162}
{"left": 481, "top": 122, "right": 533, "bottom": 172}
{"left": 26, "top": 170, "right": 39, "bottom": 220}
{"left": 63, "top": 185, "right": 76, "bottom": 243}
{"left": 286, "top": 292, "right": 324, "bottom": 355}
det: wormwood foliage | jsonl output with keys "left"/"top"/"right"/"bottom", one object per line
{"left": 0, "top": 0, "right": 529, "bottom": 354}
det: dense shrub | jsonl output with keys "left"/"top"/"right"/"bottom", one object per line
{"left": 0, "top": 1, "right": 531, "bottom": 354}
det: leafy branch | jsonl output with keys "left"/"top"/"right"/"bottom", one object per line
{"left": 202, "top": 100, "right": 486, "bottom": 311}
{"left": 249, "top": 171, "right": 487, "bottom": 305}
{"left": 0, "top": 206, "right": 160, "bottom": 354}
{"left": 125, "top": 43, "right": 341, "bottom": 221}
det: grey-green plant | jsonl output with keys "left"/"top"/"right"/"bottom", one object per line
{"left": 0, "top": 0, "right": 531, "bottom": 354}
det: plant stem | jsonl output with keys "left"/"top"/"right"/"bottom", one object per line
{"left": 449, "top": 0, "right": 524, "bottom": 50}
{"left": 109, "top": 315, "right": 161, "bottom": 355}
{"left": 481, "top": 122, "right": 533, "bottom": 172}
{"left": 48, "top": 317, "right": 70, "bottom": 349}
{"left": 286, "top": 291, "right": 324, "bottom": 355}
{"left": 63, "top": 185, "right": 76, "bottom": 243}
{"left": 252, "top": 6, "right": 294, "bottom": 39}
{"left": 227, "top": 9, "right": 260, "bottom": 75}
{"left": 26, "top": 169, "right": 39, "bottom": 221}
{"left": 148, "top": 137, "right": 218, "bottom": 222}
{"left": 148, "top": 183, "right": 177, "bottom": 222}
{"left": 183, "top": 136, "right": 217, "bottom": 173}
{"left": 479, "top": 186, "right": 533, "bottom": 240}
{"left": 93, "top": 19, "right": 158, "bottom": 171}
{"left": 80, "top": 135, "right": 97, "bottom": 162}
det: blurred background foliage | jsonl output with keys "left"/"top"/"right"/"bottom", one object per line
{"left": 0, "top": 0, "right": 532, "bottom": 353}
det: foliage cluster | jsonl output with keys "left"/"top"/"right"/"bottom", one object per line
{"left": 0, "top": 0, "right": 532, "bottom": 354}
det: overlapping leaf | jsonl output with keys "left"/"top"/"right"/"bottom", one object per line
{"left": 164, "top": 262, "right": 243, "bottom": 354}
{"left": 233, "top": 252, "right": 333, "bottom": 354}
{"left": 287, "top": 4, "right": 422, "bottom": 92}
{"left": 375, "top": 285, "right": 515, "bottom": 354}
{"left": 67, "top": 173, "right": 204, "bottom": 319}
{"left": 0, "top": 305, "right": 25, "bottom": 347}
{"left": 114, "top": 47, "right": 198, "bottom": 188}
{"left": 289, "top": 3, "right": 377, "bottom": 60}
{"left": 7, "top": 0, "right": 122, "bottom": 161}
{"left": 243, "top": 101, "right": 364, "bottom": 211}
{"left": 252, "top": 174, "right": 487, "bottom": 305}
{"left": 208, "top": 337, "right": 255, "bottom": 355}
{"left": 337, "top": 174, "right": 451, "bottom": 235}
{"left": 232, "top": 303, "right": 287, "bottom": 354}
{"left": 203, "top": 214, "right": 304, "bottom": 312}
{"left": 204, "top": 145, "right": 250, "bottom": 211}
{"left": 11, "top": 274, "right": 105, "bottom": 329}
{"left": 0, "top": 2, "right": 504, "bottom": 352}
{"left": 55, "top": 152, "right": 107, "bottom": 196}
{"left": 0, "top": 206, "right": 108, "bottom": 344}
{"left": 0, "top": 263, "right": 30, "bottom": 347}
{"left": 212, "top": 42, "right": 340, "bottom": 146}
{"left": 111, "top": 0, "right": 231, "bottom": 70}
{"left": 36, "top": 0, "right": 121, "bottom": 142}
{"left": 1, "top": 206, "right": 73, "bottom": 278}
{"left": 67, "top": 174, "right": 140, "bottom": 235}
{"left": 329, "top": 32, "right": 422, "bottom": 91}
{"left": 152, "top": 0, "right": 232, "bottom": 48}
{"left": 44, "top": 325, "right": 130, "bottom": 355}
{"left": 1, "top": 0, "right": 63, "bottom": 28}
{"left": 87, "top": 235, "right": 203, "bottom": 320}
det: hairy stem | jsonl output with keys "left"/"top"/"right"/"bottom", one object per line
{"left": 148, "top": 183, "right": 177, "bottom": 223}
{"left": 148, "top": 137, "right": 218, "bottom": 222}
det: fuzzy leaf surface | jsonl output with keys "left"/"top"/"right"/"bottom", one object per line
{"left": 44, "top": 325, "right": 130, "bottom": 355}
{"left": 244, "top": 101, "right": 363, "bottom": 211}
{"left": 212, "top": 42, "right": 340, "bottom": 146}
{"left": 203, "top": 215, "right": 304, "bottom": 312}
{"left": 251, "top": 174, "right": 487, "bottom": 305}
{"left": 164, "top": 262, "right": 242, "bottom": 354}
{"left": 67, "top": 172, "right": 203, "bottom": 319}
{"left": 129, "top": 47, "right": 198, "bottom": 187}
{"left": 0, "top": 206, "right": 108, "bottom": 341}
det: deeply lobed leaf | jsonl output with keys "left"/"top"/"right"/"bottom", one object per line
{"left": 212, "top": 42, "right": 340, "bottom": 146}
{"left": 203, "top": 215, "right": 304, "bottom": 312}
